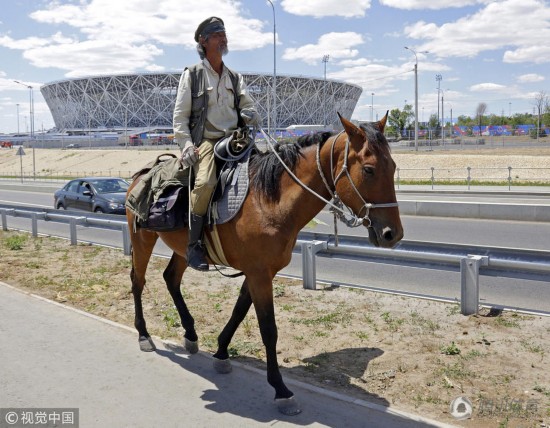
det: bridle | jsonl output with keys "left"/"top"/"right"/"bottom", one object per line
{"left": 260, "top": 128, "right": 398, "bottom": 228}
{"left": 316, "top": 131, "right": 399, "bottom": 228}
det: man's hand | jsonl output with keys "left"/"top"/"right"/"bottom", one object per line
{"left": 240, "top": 109, "right": 260, "bottom": 127}
{"left": 180, "top": 141, "right": 199, "bottom": 167}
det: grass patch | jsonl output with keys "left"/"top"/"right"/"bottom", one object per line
{"left": 381, "top": 311, "right": 405, "bottom": 332}
{"left": 494, "top": 314, "right": 521, "bottom": 328}
{"left": 441, "top": 342, "right": 461, "bottom": 355}
{"left": 290, "top": 305, "right": 352, "bottom": 330}
{"left": 161, "top": 306, "right": 181, "bottom": 329}
{"left": 4, "top": 234, "right": 28, "bottom": 250}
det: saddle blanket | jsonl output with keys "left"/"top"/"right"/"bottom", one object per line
{"left": 205, "top": 156, "right": 250, "bottom": 267}
{"left": 211, "top": 157, "right": 250, "bottom": 224}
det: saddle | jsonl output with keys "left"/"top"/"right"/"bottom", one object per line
{"left": 126, "top": 149, "right": 252, "bottom": 231}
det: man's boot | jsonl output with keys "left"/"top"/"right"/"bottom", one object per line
{"left": 187, "top": 214, "right": 209, "bottom": 271}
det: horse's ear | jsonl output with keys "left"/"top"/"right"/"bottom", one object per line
{"left": 376, "top": 111, "right": 389, "bottom": 133}
{"left": 337, "top": 112, "right": 363, "bottom": 139}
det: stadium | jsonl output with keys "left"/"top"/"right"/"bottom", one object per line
{"left": 40, "top": 72, "right": 363, "bottom": 136}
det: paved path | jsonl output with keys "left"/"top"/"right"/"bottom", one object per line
{"left": 0, "top": 283, "right": 453, "bottom": 428}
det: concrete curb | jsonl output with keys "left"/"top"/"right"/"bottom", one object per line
{"left": 399, "top": 199, "right": 550, "bottom": 222}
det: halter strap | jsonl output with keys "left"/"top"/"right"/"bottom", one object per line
{"left": 260, "top": 128, "right": 398, "bottom": 228}
{"left": 316, "top": 131, "right": 399, "bottom": 227}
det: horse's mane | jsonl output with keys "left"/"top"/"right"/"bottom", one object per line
{"left": 249, "top": 131, "right": 333, "bottom": 202}
{"left": 359, "top": 123, "right": 392, "bottom": 160}
{"left": 249, "top": 123, "right": 390, "bottom": 202}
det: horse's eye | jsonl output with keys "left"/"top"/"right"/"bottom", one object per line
{"left": 363, "top": 166, "right": 375, "bottom": 177}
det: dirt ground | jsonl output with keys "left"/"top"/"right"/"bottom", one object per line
{"left": 1, "top": 232, "right": 548, "bottom": 427}
{"left": 1, "top": 142, "right": 550, "bottom": 183}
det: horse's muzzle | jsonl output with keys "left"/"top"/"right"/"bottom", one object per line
{"left": 367, "top": 224, "right": 403, "bottom": 248}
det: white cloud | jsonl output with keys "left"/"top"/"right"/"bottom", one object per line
{"left": 380, "top": 0, "right": 483, "bottom": 10}
{"left": 1, "top": 0, "right": 274, "bottom": 77}
{"left": 282, "top": 32, "right": 364, "bottom": 65}
{"left": 404, "top": 0, "right": 550, "bottom": 63}
{"left": 469, "top": 83, "right": 508, "bottom": 92}
{"left": 503, "top": 45, "right": 550, "bottom": 64}
{"left": 23, "top": 40, "right": 165, "bottom": 78}
{"left": 517, "top": 73, "right": 545, "bottom": 83}
{"left": 281, "top": 0, "right": 371, "bottom": 18}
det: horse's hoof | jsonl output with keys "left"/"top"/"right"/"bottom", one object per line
{"left": 213, "top": 357, "right": 232, "bottom": 374}
{"left": 276, "top": 397, "right": 302, "bottom": 416}
{"left": 184, "top": 338, "right": 199, "bottom": 354}
{"left": 138, "top": 336, "right": 156, "bottom": 352}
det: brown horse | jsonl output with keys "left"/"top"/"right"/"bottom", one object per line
{"left": 126, "top": 113, "right": 403, "bottom": 415}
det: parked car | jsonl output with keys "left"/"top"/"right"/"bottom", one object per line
{"left": 65, "top": 143, "right": 80, "bottom": 149}
{"left": 54, "top": 177, "right": 129, "bottom": 214}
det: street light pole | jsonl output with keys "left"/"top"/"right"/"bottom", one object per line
{"left": 14, "top": 80, "right": 34, "bottom": 143}
{"left": 371, "top": 92, "right": 374, "bottom": 122}
{"left": 322, "top": 54, "right": 329, "bottom": 127}
{"left": 266, "top": 0, "right": 277, "bottom": 137}
{"left": 441, "top": 91, "right": 445, "bottom": 145}
{"left": 404, "top": 47, "right": 426, "bottom": 151}
{"left": 16, "top": 103, "right": 20, "bottom": 135}
{"left": 435, "top": 74, "right": 442, "bottom": 136}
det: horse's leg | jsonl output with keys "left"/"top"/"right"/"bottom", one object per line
{"left": 250, "top": 277, "right": 301, "bottom": 416}
{"left": 130, "top": 230, "right": 158, "bottom": 352}
{"left": 163, "top": 253, "right": 199, "bottom": 354}
{"left": 212, "top": 279, "right": 252, "bottom": 373}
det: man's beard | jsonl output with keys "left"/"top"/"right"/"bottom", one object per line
{"left": 219, "top": 44, "right": 228, "bottom": 56}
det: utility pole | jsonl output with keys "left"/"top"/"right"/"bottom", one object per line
{"left": 322, "top": 55, "right": 330, "bottom": 128}
{"left": 404, "top": 47, "right": 427, "bottom": 151}
{"left": 16, "top": 103, "right": 20, "bottom": 135}
{"left": 266, "top": 0, "right": 277, "bottom": 137}
{"left": 435, "top": 74, "right": 442, "bottom": 137}
{"left": 370, "top": 92, "right": 374, "bottom": 122}
{"left": 14, "top": 81, "right": 34, "bottom": 143}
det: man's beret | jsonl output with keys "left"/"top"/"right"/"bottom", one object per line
{"left": 194, "top": 17, "right": 225, "bottom": 42}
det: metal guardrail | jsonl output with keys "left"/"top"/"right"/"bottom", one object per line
{"left": 1, "top": 205, "right": 549, "bottom": 316}
{"left": 2, "top": 163, "right": 550, "bottom": 188}
{"left": 0, "top": 205, "right": 131, "bottom": 256}
{"left": 395, "top": 166, "right": 550, "bottom": 189}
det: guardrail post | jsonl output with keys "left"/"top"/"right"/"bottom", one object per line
{"left": 396, "top": 167, "right": 400, "bottom": 189}
{"left": 460, "top": 255, "right": 489, "bottom": 315}
{"left": 301, "top": 240, "right": 328, "bottom": 290}
{"left": 1, "top": 209, "right": 15, "bottom": 231}
{"left": 30, "top": 212, "right": 46, "bottom": 237}
{"left": 69, "top": 217, "right": 86, "bottom": 246}
{"left": 122, "top": 224, "right": 132, "bottom": 256}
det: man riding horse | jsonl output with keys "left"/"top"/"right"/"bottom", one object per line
{"left": 173, "top": 16, "right": 260, "bottom": 271}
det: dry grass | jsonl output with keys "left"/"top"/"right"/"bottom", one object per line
{"left": 1, "top": 231, "right": 548, "bottom": 427}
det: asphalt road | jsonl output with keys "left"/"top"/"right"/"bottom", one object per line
{"left": 0, "top": 282, "right": 448, "bottom": 428}
{"left": 1, "top": 187, "right": 549, "bottom": 313}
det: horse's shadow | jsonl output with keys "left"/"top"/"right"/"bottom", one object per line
{"left": 154, "top": 342, "right": 423, "bottom": 426}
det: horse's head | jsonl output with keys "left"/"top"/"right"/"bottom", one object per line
{"left": 332, "top": 112, "right": 403, "bottom": 248}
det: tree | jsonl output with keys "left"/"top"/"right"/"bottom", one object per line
{"left": 388, "top": 104, "right": 414, "bottom": 139}
{"left": 533, "top": 91, "right": 549, "bottom": 140}
{"left": 475, "top": 102, "right": 488, "bottom": 136}
{"left": 428, "top": 113, "right": 439, "bottom": 130}
{"left": 456, "top": 115, "right": 474, "bottom": 127}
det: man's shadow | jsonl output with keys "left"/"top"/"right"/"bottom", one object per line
{"left": 153, "top": 342, "right": 422, "bottom": 426}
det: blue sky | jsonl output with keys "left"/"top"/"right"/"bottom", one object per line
{"left": 1, "top": 0, "right": 549, "bottom": 133}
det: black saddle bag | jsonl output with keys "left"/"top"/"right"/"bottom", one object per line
{"left": 140, "top": 186, "right": 188, "bottom": 231}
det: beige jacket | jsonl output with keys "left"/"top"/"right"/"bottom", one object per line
{"left": 173, "top": 58, "right": 257, "bottom": 148}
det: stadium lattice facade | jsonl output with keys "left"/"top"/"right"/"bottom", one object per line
{"left": 40, "top": 72, "right": 362, "bottom": 133}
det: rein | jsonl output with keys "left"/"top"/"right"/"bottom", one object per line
{"left": 259, "top": 128, "right": 398, "bottom": 228}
